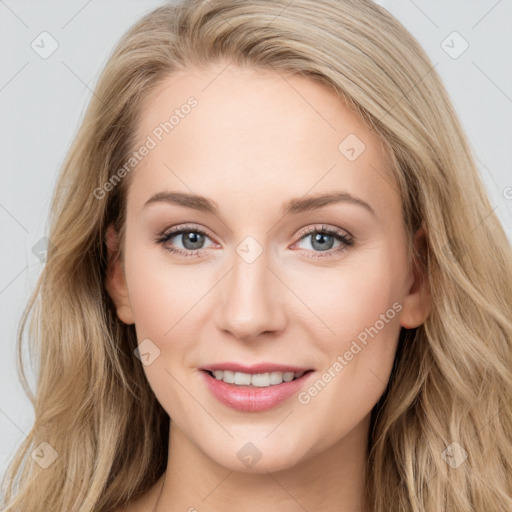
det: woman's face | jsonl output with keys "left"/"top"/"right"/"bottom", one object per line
{"left": 107, "top": 62, "right": 429, "bottom": 473}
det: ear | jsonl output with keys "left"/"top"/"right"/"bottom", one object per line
{"left": 399, "top": 225, "right": 432, "bottom": 329}
{"left": 105, "top": 224, "right": 135, "bottom": 325}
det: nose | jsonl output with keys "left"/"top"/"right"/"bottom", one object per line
{"left": 215, "top": 243, "right": 286, "bottom": 342}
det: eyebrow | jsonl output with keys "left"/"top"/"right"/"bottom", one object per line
{"left": 143, "top": 190, "right": 376, "bottom": 217}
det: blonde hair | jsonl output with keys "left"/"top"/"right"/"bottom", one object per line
{"left": 2, "top": 1, "right": 511, "bottom": 511}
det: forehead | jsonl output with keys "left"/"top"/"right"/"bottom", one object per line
{"left": 129, "top": 63, "right": 399, "bottom": 219}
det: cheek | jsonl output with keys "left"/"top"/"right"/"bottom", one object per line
{"left": 331, "top": 268, "right": 398, "bottom": 342}
{"left": 123, "top": 245, "right": 198, "bottom": 415}
{"left": 295, "top": 262, "right": 403, "bottom": 440}
{"left": 289, "top": 250, "right": 403, "bottom": 340}
{"left": 123, "top": 240, "right": 199, "bottom": 335}
{"left": 297, "top": 249, "right": 404, "bottom": 398}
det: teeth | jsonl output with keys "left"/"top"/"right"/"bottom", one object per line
{"left": 210, "top": 370, "right": 306, "bottom": 387}
{"left": 234, "top": 372, "right": 252, "bottom": 385}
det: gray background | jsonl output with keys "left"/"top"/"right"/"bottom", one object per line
{"left": 1, "top": 0, "right": 511, "bottom": 481}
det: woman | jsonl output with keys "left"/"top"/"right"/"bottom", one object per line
{"left": 2, "top": 0, "right": 511, "bottom": 511}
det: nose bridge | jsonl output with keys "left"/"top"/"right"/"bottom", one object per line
{"left": 217, "top": 235, "right": 284, "bottom": 339}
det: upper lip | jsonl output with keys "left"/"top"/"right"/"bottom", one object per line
{"left": 201, "top": 362, "right": 313, "bottom": 374}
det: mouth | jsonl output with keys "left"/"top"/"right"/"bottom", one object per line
{"left": 202, "top": 368, "right": 314, "bottom": 388}
{"left": 199, "top": 360, "right": 315, "bottom": 389}
{"left": 200, "top": 366, "right": 315, "bottom": 412}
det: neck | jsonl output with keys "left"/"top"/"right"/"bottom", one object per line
{"left": 153, "top": 413, "right": 371, "bottom": 512}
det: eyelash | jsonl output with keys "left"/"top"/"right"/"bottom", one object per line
{"left": 154, "top": 223, "right": 355, "bottom": 259}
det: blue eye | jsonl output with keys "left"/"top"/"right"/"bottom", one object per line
{"left": 155, "top": 224, "right": 214, "bottom": 258}
{"left": 293, "top": 225, "right": 354, "bottom": 258}
{"left": 155, "top": 223, "right": 354, "bottom": 259}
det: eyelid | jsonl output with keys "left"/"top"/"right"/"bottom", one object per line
{"left": 294, "top": 223, "right": 353, "bottom": 240}
{"left": 157, "top": 223, "right": 350, "bottom": 243}
{"left": 159, "top": 223, "right": 217, "bottom": 243}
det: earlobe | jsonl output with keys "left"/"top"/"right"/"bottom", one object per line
{"left": 399, "top": 226, "right": 432, "bottom": 329}
{"left": 105, "top": 224, "right": 135, "bottom": 325}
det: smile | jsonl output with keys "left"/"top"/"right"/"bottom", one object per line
{"left": 206, "top": 369, "right": 307, "bottom": 387}
{"left": 200, "top": 368, "right": 315, "bottom": 412}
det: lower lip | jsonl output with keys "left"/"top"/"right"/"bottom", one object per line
{"left": 201, "top": 370, "right": 314, "bottom": 412}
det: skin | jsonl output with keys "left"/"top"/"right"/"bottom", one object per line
{"left": 106, "top": 61, "right": 431, "bottom": 512}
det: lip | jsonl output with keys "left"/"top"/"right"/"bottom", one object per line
{"left": 200, "top": 368, "right": 315, "bottom": 413}
{"left": 200, "top": 362, "right": 313, "bottom": 374}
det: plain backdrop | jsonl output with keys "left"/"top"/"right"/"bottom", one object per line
{"left": 1, "top": 0, "right": 511, "bottom": 482}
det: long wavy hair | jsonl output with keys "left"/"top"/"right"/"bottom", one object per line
{"left": 2, "top": 0, "right": 511, "bottom": 510}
